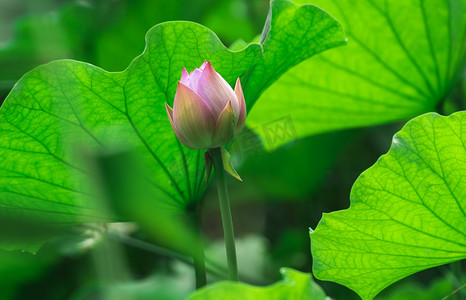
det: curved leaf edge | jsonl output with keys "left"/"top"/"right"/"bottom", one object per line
{"left": 4, "top": 20, "right": 263, "bottom": 104}
{"left": 188, "top": 267, "right": 327, "bottom": 299}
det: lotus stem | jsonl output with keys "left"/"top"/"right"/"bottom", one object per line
{"left": 210, "top": 147, "right": 239, "bottom": 281}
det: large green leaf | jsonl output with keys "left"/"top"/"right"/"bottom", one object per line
{"left": 189, "top": 268, "right": 328, "bottom": 300}
{"left": 247, "top": 0, "right": 466, "bottom": 149}
{"left": 0, "top": 21, "right": 261, "bottom": 226}
{"left": 310, "top": 112, "right": 466, "bottom": 300}
{"left": 0, "top": 0, "right": 346, "bottom": 249}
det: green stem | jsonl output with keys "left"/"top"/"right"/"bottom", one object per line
{"left": 189, "top": 211, "right": 207, "bottom": 288}
{"left": 210, "top": 147, "right": 239, "bottom": 281}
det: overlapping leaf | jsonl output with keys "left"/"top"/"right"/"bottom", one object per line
{"left": 310, "top": 112, "right": 466, "bottom": 300}
{"left": 189, "top": 268, "right": 328, "bottom": 300}
{"left": 247, "top": 0, "right": 466, "bottom": 149}
{"left": 242, "top": 0, "right": 346, "bottom": 107}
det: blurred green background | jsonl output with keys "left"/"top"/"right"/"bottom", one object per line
{"left": 0, "top": 0, "right": 462, "bottom": 299}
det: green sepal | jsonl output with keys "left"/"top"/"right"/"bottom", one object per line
{"left": 220, "top": 147, "right": 242, "bottom": 182}
{"left": 204, "top": 151, "right": 213, "bottom": 186}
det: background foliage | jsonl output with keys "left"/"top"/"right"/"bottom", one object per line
{"left": 0, "top": 0, "right": 464, "bottom": 299}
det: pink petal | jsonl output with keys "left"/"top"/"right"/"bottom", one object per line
{"left": 234, "top": 78, "right": 246, "bottom": 135}
{"left": 180, "top": 67, "right": 189, "bottom": 85}
{"left": 173, "top": 82, "right": 216, "bottom": 149}
{"left": 165, "top": 103, "right": 196, "bottom": 149}
{"left": 200, "top": 61, "right": 208, "bottom": 70}
{"left": 197, "top": 62, "right": 239, "bottom": 119}
{"left": 211, "top": 101, "right": 236, "bottom": 147}
{"left": 186, "top": 68, "right": 203, "bottom": 91}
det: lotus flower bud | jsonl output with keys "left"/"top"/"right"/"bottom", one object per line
{"left": 165, "top": 61, "right": 246, "bottom": 149}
